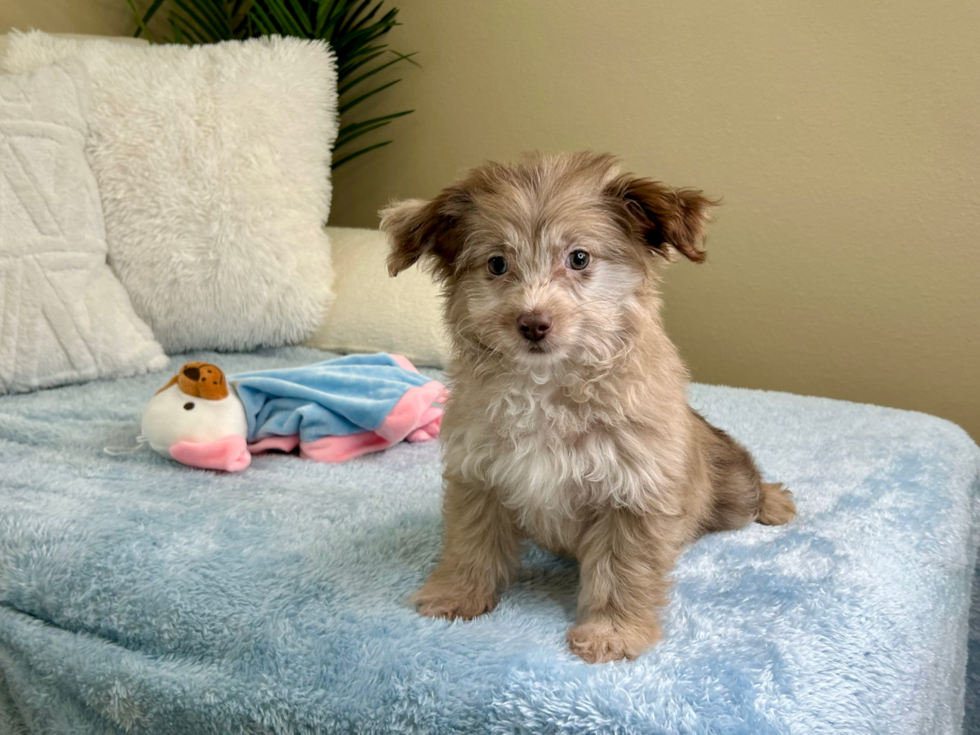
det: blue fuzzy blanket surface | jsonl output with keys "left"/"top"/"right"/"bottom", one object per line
{"left": 1, "top": 347, "right": 978, "bottom": 735}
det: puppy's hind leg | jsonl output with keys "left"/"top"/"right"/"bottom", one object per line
{"left": 757, "top": 483, "right": 796, "bottom": 526}
{"left": 692, "top": 409, "right": 796, "bottom": 531}
{"left": 413, "top": 477, "right": 522, "bottom": 621}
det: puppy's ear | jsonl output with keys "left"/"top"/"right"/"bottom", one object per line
{"left": 380, "top": 186, "right": 471, "bottom": 277}
{"left": 606, "top": 175, "right": 718, "bottom": 263}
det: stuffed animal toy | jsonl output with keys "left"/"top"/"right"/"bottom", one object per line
{"left": 139, "top": 354, "right": 446, "bottom": 472}
{"left": 141, "top": 361, "right": 251, "bottom": 471}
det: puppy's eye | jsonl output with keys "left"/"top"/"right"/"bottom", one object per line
{"left": 567, "top": 250, "right": 591, "bottom": 270}
{"left": 487, "top": 256, "right": 508, "bottom": 276}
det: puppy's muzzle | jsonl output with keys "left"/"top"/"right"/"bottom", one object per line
{"left": 517, "top": 312, "right": 552, "bottom": 342}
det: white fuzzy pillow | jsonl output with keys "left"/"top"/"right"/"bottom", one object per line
{"left": 0, "top": 60, "right": 167, "bottom": 393}
{"left": 2, "top": 32, "right": 337, "bottom": 354}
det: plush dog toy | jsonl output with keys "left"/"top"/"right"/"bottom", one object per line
{"left": 141, "top": 362, "right": 251, "bottom": 471}
{"left": 140, "top": 355, "right": 446, "bottom": 472}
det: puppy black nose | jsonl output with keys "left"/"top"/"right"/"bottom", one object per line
{"left": 517, "top": 312, "right": 552, "bottom": 341}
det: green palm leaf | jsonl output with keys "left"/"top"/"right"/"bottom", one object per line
{"left": 338, "top": 51, "right": 415, "bottom": 95}
{"left": 263, "top": 0, "right": 305, "bottom": 37}
{"left": 170, "top": 0, "right": 225, "bottom": 41}
{"left": 285, "top": 0, "right": 313, "bottom": 34}
{"left": 127, "top": 0, "right": 416, "bottom": 169}
{"left": 331, "top": 140, "right": 390, "bottom": 169}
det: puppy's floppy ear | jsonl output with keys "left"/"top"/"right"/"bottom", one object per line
{"left": 380, "top": 186, "right": 471, "bottom": 277}
{"left": 606, "top": 175, "right": 718, "bottom": 263}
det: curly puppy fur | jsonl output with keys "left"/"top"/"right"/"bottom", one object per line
{"left": 381, "top": 152, "right": 795, "bottom": 663}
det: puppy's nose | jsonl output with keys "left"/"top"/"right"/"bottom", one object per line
{"left": 517, "top": 312, "right": 552, "bottom": 341}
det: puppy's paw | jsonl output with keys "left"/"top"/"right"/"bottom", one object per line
{"left": 566, "top": 619, "right": 662, "bottom": 664}
{"left": 412, "top": 580, "right": 497, "bottom": 621}
{"left": 758, "top": 483, "right": 796, "bottom": 526}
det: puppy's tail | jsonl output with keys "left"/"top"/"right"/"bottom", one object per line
{"left": 757, "top": 483, "right": 796, "bottom": 526}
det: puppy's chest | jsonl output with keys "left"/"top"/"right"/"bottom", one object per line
{"left": 470, "top": 424, "right": 593, "bottom": 544}
{"left": 445, "top": 390, "right": 650, "bottom": 540}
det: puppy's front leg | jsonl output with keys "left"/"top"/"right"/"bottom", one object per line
{"left": 568, "top": 508, "right": 677, "bottom": 663}
{"left": 413, "top": 477, "right": 521, "bottom": 620}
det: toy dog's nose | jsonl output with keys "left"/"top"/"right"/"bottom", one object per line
{"left": 517, "top": 312, "right": 552, "bottom": 342}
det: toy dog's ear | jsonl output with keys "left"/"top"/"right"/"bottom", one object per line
{"left": 177, "top": 362, "right": 229, "bottom": 400}
{"left": 606, "top": 174, "right": 718, "bottom": 263}
{"left": 155, "top": 375, "right": 179, "bottom": 395}
{"left": 196, "top": 364, "right": 228, "bottom": 400}
{"left": 380, "top": 185, "right": 472, "bottom": 279}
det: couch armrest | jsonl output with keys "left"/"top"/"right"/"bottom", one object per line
{"left": 306, "top": 227, "right": 449, "bottom": 368}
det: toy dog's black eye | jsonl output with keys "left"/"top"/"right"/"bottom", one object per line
{"left": 567, "top": 250, "right": 590, "bottom": 270}
{"left": 487, "top": 256, "right": 508, "bottom": 276}
{"left": 183, "top": 402, "right": 195, "bottom": 411}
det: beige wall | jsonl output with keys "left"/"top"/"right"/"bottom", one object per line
{"left": 4, "top": 1, "right": 978, "bottom": 438}
{"left": 331, "top": 0, "right": 980, "bottom": 439}
{"left": 0, "top": 0, "right": 133, "bottom": 37}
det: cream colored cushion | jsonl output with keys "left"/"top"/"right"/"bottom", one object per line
{"left": 307, "top": 227, "right": 448, "bottom": 367}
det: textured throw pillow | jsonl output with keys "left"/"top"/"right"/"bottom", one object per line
{"left": 0, "top": 60, "right": 167, "bottom": 394}
{"left": 2, "top": 32, "right": 337, "bottom": 354}
{"left": 306, "top": 227, "right": 449, "bottom": 367}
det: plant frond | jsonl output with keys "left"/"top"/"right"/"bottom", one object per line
{"left": 338, "top": 78, "right": 400, "bottom": 115}
{"left": 171, "top": 0, "right": 224, "bottom": 40}
{"left": 331, "top": 139, "right": 391, "bottom": 169}
{"left": 124, "top": 0, "right": 415, "bottom": 168}
{"left": 337, "top": 109, "right": 412, "bottom": 137}
{"left": 338, "top": 51, "right": 415, "bottom": 96}
{"left": 261, "top": 0, "right": 305, "bottom": 37}
{"left": 131, "top": 0, "right": 166, "bottom": 39}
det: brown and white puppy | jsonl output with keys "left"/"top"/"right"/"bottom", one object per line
{"left": 380, "top": 152, "right": 795, "bottom": 663}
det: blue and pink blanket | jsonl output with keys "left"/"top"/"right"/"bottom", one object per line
{"left": 234, "top": 353, "right": 446, "bottom": 463}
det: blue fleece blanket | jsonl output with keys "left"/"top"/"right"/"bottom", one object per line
{"left": 232, "top": 353, "right": 440, "bottom": 443}
{"left": 1, "top": 347, "right": 978, "bottom": 734}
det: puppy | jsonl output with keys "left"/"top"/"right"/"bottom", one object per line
{"left": 380, "top": 152, "right": 795, "bottom": 663}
